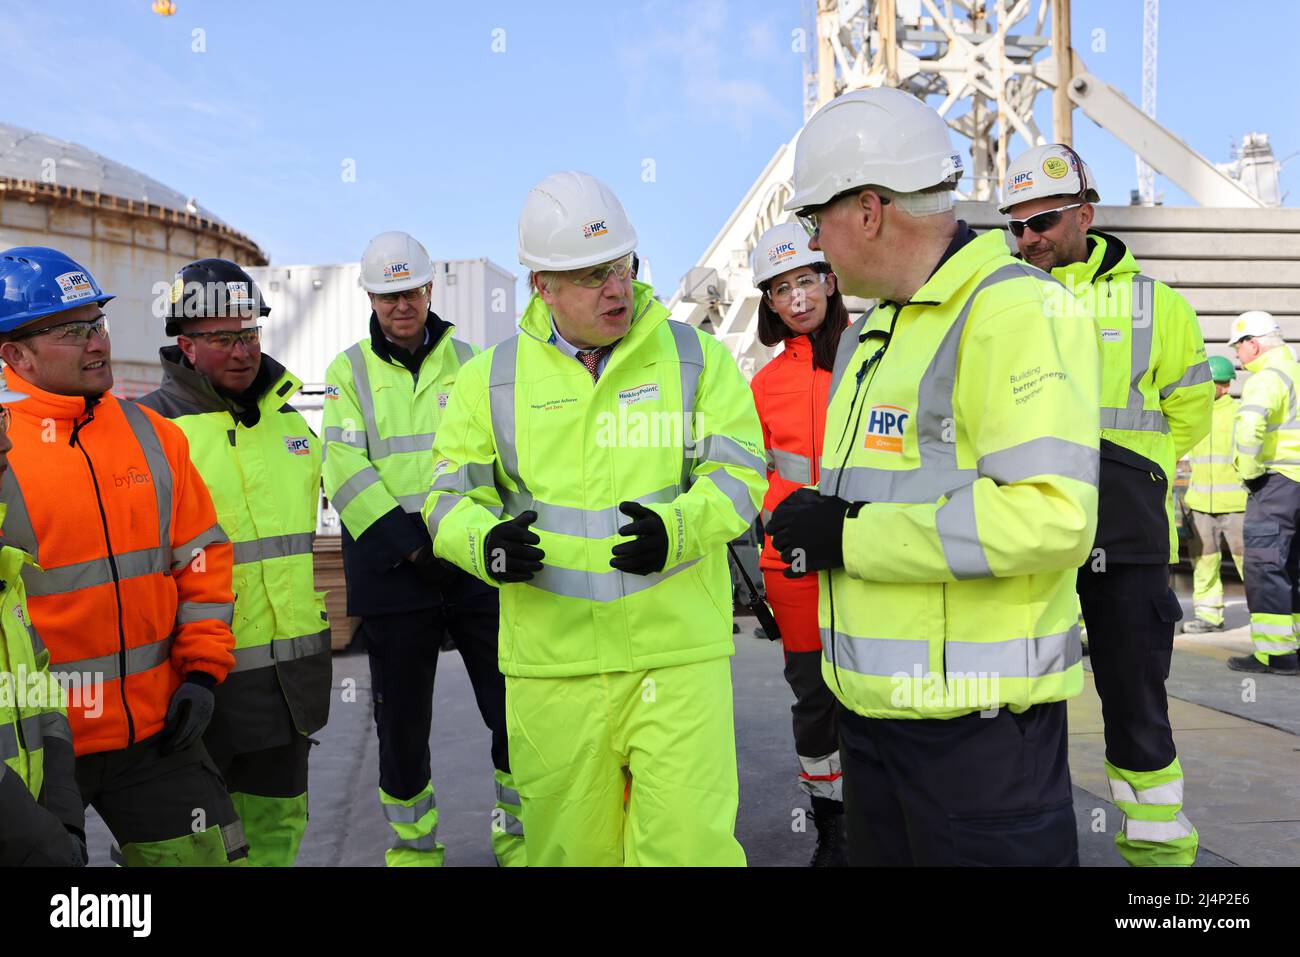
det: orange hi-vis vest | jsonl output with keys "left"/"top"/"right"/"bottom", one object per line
{"left": 0, "top": 371, "right": 235, "bottom": 756}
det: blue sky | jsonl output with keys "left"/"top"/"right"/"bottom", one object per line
{"left": 3, "top": 0, "right": 1296, "bottom": 304}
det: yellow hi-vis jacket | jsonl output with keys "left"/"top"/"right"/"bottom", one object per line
{"left": 323, "top": 321, "right": 477, "bottom": 538}
{"left": 1233, "top": 344, "right": 1300, "bottom": 484}
{"left": 1052, "top": 230, "right": 1213, "bottom": 561}
{"left": 423, "top": 281, "right": 766, "bottom": 678}
{"left": 821, "top": 229, "right": 1101, "bottom": 720}
{"left": 1184, "top": 393, "right": 1246, "bottom": 513}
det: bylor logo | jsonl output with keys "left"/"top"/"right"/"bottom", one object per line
{"left": 864, "top": 404, "right": 909, "bottom": 453}
{"left": 582, "top": 220, "right": 609, "bottom": 239}
{"left": 113, "top": 467, "right": 152, "bottom": 489}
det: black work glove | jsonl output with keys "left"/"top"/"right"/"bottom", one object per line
{"left": 483, "top": 511, "right": 545, "bottom": 583}
{"left": 768, "top": 488, "right": 852, "bottom": 578}
{"left": 159, "top": 672, "right": 216, "bottom": 755}
{"left": 1245, "top": 474, "right": 1269, "bottom": 494}
{"left": 610, "top": 502, "right": 669, "bottom": 576}
{"left": 66, "top": 827, "right": 87, "bottom": 867}
{"left": 409, "top": 544, "right": 457, "bottom": 590}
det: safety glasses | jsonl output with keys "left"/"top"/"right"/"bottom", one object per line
{"left": 570, "top": 254, "right": 635, "bottom": 289}
{"left": 768, "top": 273, "right": 825, "bottom": 304}
{"left": 12, "top": 315, "right": 110, "bottom": 344}
{"left": 182, "top": 326, "right": 262, "bottom": 351}
{"left": 1007, "top": 202, "right": 1084, "bottom": 238}
{"left": 374, "top": 286, "right": 430, "bottom": 305}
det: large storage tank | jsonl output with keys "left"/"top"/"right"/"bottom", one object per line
{"left": 247, "top": 258, "right": 517, "bottom": 388}
{"left": 0, "top": 122, "right": 266, "bottom": 396}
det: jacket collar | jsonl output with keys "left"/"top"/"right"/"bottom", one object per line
{"left": 369, "top": 310, "right": 451, "bottom": 366}
{"left": 1051, "top": 228, "right": 1137, "bottom": 289}
{"left": 4, "top": 368, "right": 103, "bottom": 423}
{"left": 1246, "top": 344, "right": 1297, "bottom": 374}
{"left": 155, "top": 346, "right": 298, "bottom": 416}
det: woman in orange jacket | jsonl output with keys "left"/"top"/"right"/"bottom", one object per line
{"left": 748, "top": 222, "right": 850, "bottom": 866}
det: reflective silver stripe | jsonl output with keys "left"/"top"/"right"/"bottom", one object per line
{"left": 669, "top": 321, "right": 705, "bottom": 487}
{"left": 26, "top": 546, "right": 169, "bottom": 599}
{"left": 177, "top": 600, "right": 233, "bottom": 625}
{"left": 27, "top": 621, "right": 47, "bottom": 659}
{"left": 37, "top": 711, "right": 72, "bottom": 744}
{"left": 827, "top": 310, "right": 872, "bottom": 403}
{"left": 229, "top": 629, "right": 330, "bottom": 673}
{"left": 495, "top": 781, "right": 521, "bottom": 806}
{"left": 488, "top": 337, "right": 523, "bottom": 493}
{"left": 1188, "top": 483, "right": 1245, "bottom": 495}
{"left": 771, "top": 448, "right": 813, "bottom": 484}
{"left": 329, "top": 466, "right": 383, "bottom": 514}
{"left": 51, "top": 636, "right": 172, "bottom": 686}
{"left": 1123, "top": 811, "right": 1194, "bottom": 844}
{"left": 0, "top": 470, "right": 38, "bottom": 561}
{"left": 1108, "top": 777, "right": 1184, "bottom": 807}
{"left": 976, "top": 437, "right": 1098, "bottom": 487}
{"left": 1237, "top": 442, "right": 1263, "bottom": 455}
{"left": 1261, "top": 366, "right": 1299, "bottom": 422}
{"left": 1238, "top": 404, "right": 1270, "bottom": 419}
{"left": 0, "top": 715, "right": 43, "bottom": 760}
{"left": 426, "top": 495, "right": 460, "bottom": 538}
{"left": 820, "top": 465, "right": 975, "bottom": 504}
{"left": 935, "top": 485, "right": 991, "bottom": 579}
{"left": 344, "top": 343, "right": 383, "bottom": 461}
{"left": 232, "top": 532, "right": 315, "bottom": 565}
{"left": 1187, "top": 455, "right": 1231, "bottom": 464}
{"left": 171, "top": 524, "right": 229, "bottom": 571}
{"left": 822, "top": 626, "right": 1080, "bottom": 678}
{"left": 1159, "top": 360, "right": 1212, "bottom": 399}
{"left": 121, "top": 400, "right": 173, "bottom": 554}
{"left": 323, "top": 425, "right": 367, "bottom": 451}
{"left": 431, "top": 461, "right": 497, "bottom": 495}
{"left": 393, "top": 832, "right": 440, "bottom": 850}
{"left": 396, "top": 493, "right": 427, "bottom": 513}
{"left": 383, "top": 791, "right": 435, "bottom": 825}
{"left": 374, "top": 432, "right": 437, "bottom": 457}
{"left": 1263, "top": 420, "right": 1300, "bottom": 433}
{"left": 1251, "top": 622, "right": 1294, "bottom": 636}
{"left": 496, "top": 810, "right": 525, "bottom": 837}
{"left": 1099, "top": 408, "right": 1170, "bottom": 433}
{"left": 1265, "top": 458, "right": 1300, "bottom": 466}
{"left": 529, "top": 557, "right": 700, "bottom": 602}
{"left": 702, "top": 470, "right": 758, "bottom": 525}
{"left": 694, "top": 434, "right": 766, "bottom": 475}
{"left": 452, "top": 338, "right": 475, "bottom": 366}
{"left": 501, "top": 484, "right": 680, "bottom": 540}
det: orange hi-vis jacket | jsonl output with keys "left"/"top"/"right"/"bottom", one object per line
{"left": 0, "top": 371, "right": 235, "bottom": 756}
{"left": 751, "top": 334, "right": 832, "bottom": 653}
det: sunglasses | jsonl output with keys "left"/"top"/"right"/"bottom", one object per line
{"left": 182, "top": 326, "right": 262, "bottom": 351}
{"left": 1006, "top": 202, "right": 1084, "bottom": 238}
{"left": 12, "top": 315, "right": 109, "bottom": 343}
{"left": 569, "top": 254, "right": 635, "bottom": 289}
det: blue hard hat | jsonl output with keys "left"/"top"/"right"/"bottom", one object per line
{"left": 0, "top": 246, "right": 114, "bottom": 334}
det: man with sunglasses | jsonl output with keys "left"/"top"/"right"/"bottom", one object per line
{"left": 323, "top": 231, "right": 522, "bottom": 866}
{"left": 0, "top": 246, "right": 246, "bottom": 866}
{"left": 137, "top": 259, "right": 331, "bottom": 865}
{"left": 1002, "top": 144, "right": 1213, "bottom": 867}
{"left": 424, "top": 171, "right": 764, "bottom": 865}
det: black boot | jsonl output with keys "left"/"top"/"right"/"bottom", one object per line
{"left": 810, "top": 803, "right": 847, "bottom": 867}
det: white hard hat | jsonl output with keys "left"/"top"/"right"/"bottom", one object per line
{"left": 998, "top": 144, "right": 1100, "bottom": 214}
{"left": 784, "top": 88, "right": 963, "bottom": 213}
{"left": 518, "top": 171, "right": 638, "bottom": 272}
{"left": 750, "top": 222, "right": 826, "bottom": 287}
{"left": 1227, "top": 310, "right": 1281, "bottom": 346}
{"left": 360, "top": 231, "right": 435, "bottom": 294}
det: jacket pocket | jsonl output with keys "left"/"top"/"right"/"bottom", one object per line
{"left": 1094, "top": 439, "right": 1168, "bottom": 563}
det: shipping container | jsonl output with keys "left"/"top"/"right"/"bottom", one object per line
{"left": 248, "top": 258, "right": 518, "bottom": 387}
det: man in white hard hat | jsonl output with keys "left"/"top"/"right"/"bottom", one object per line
{"left": 424, "top": 171, "right": 765, "bottom": 865}
{"left": 1001, "top": 143, "right": 1212, "bottom": 867}
{"left": 322, "top": 231, "right": 524, "bottom": 866}
{"left": 1228, "top": 310, "right": 1300, "bottom": 676}
{"left": 772, "top": 89, "right": 1101, "bottom": 866}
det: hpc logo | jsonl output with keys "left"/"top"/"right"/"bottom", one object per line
{"left": 56, "top": 271, "right": 94, "bottom": 302}
{"left": 767, "top": 242, "right": 797, "bottom": 266}
{"left": 283, "top": 437, "right": 311, "bottom": 456}
{"left": 864, "top": 404, "right": 909, "bottom": 453}
{"left": 582, "top": 220, "right": 609, "bottom": 239}
{"left": 383, "top": 262, "right": 411, "bottom": 281}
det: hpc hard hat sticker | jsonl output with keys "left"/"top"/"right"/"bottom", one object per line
{"left": 55, "top": 271, "right": 95, "bottom": 303}
{"left": 1042, "top": 156, "right": 1070, "bottom": 179}
{"left": 864, "top": 404, "right": 909, "bottom": 453}
{"left": 767, "top": 242, "right": 798, "bottom": 266}
{"left": 582, "top": 220, "right": 609, "bottom": 239}
{"left": 383, "top": 262, "right": 411, "bottom": 281}
{"left": 1008, "top": 170, "right": 1035, "bottom": 194}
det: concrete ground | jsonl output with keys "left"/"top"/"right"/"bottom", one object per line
{"left": 84, "top": 582, "right": 1299, "bottom": 866}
